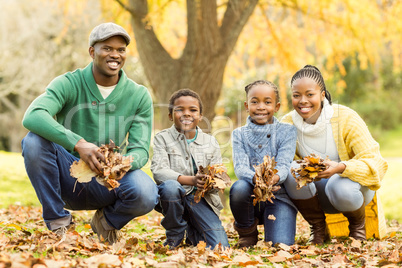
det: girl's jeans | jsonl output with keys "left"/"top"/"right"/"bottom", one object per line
{"left": 284, "top": 161, "right": 375, "bottom": 213}
{"left": 21, "top": 132, "right": 159, "bottom": 231}
{"left": 157, "top": 180, "right": 229, "bottom": 249}
{"left": 229, "top": 179, "right": 297, "bottom": 245}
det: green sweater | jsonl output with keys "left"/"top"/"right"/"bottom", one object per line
{"left": 22, "top": 62, "right": 153, "bottom": 170}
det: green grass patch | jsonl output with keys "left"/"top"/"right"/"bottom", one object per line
{"left": 0, "top": 151, "right": 39, "bottom": 207}
{"left": 378, "top": 126, "right": 402, "bottom": 158}
{"left": 378, "top": 158, "right": 402, "bottom": 222}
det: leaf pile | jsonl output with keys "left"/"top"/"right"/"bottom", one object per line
{"left": 1, "top": 205, "right": 401, "bottom": 268}
{"left": 194, "top": 164, "right": 232, "bottom": 203}
{"left": 291, "top": 153, "right": 328, "bottom": 189}
{"left": 70, "top": 140, "right": 133, "bottom": 191}
{"left": 252, "top": 155, "right": 280, "bottom": 205}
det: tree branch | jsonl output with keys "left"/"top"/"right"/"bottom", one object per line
{"left": 220, "top": 0, "right": 259, "bottom": 55}
{"left": 115, "top": 0, "right": 136, "bottom": 16}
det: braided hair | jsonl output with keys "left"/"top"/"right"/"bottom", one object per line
{"left": 290, "top": 65, "right": 332, "bottom": 104}
{"left": 245, "top": 80, "right": 280, "bottom": 104}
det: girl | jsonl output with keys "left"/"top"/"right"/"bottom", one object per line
{"left": 282, "top": 65, "right": 388, "bottom": 244}
{"left": 230, "top": 80, "right": 298, "bottom": 247}
{"left": 151, "top": 89, "right": 229, "bottom": 249}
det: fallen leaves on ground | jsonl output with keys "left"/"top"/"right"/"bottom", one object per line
{"left": 291, "top": 153, "right": 328, "bottom": 189}
{"left": 252, "top": 155, "right": 280, "bottom": 205}
{"left": 194, "top": 164, "right": 232, "bottom": 203}
{"left": 0, "top": 204, "right": 401, "bottom": 267}
{"left": 70, "top": 140, "right": 133, "bottom": 191}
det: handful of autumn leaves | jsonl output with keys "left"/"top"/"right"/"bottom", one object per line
{"left": 194, "top": 164, "right": 232, "bottom": 203}
{"left": 291, "top": 153, "right": 328, "bottom": 189}
{"left": 252, "top": 155, "right": 280, "bottom": 205}
{"left": 70, "top": 140, "right": 133, "bottom": 191}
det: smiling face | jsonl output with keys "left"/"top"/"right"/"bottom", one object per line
{"left": 89, "top": 35, "right": 127, "bottom": 86}
{"left": 291, "top": 77, "right": 325, "bottom": 124}
{"left": 169, "top": 96, "right": 202, "bottom": 139}
{"left": 244, "top": 84, "right": 280, "bottom": 125}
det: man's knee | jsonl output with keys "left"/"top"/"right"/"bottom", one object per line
{"left": 22, "top": 132, "right": 52, "bottom": 158}
{"left": 123, "top": 171, "right": 159, "bottom": 213}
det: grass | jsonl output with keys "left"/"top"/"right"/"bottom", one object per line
{"left": 0, "top": 151, "right": 39, "bottom": 207}
{"left": 1, "top": 126, "right": 401, "bottom": 221}
{"left": 377, "top": 125, "right": 402, "bottom": 158}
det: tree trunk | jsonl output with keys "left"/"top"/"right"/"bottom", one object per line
{"left": 122, "top": 0, "right": 258, "bottom": 130}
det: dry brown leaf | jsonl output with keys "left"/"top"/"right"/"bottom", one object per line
{"left": 69, "top": 160, "right": 96, "bottom": 183}
{"left": 252, "top": 155, "right": 279, "bottom": 205}
{"left": 291, "top": 153, "right": 329, "bottom": 189}
{"left": 194, "top": 164, "right": 231, "bottom": 203}
{"left": 70, "top": 140, "right": 133, "bottom": 191}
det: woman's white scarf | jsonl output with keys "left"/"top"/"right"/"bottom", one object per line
{"left": 291, "top": 98, "right": 334, "bottom": 136}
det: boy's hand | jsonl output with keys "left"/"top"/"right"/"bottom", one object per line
{"left": 74, "top": 139, "right": 105, "bottom": 175}
{"left": 194, "top": 174, "right": 206, "bottom": 188}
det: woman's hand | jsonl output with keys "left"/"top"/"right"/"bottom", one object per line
{"left": 316, "top": 160, "right": 346, "bottom": 179}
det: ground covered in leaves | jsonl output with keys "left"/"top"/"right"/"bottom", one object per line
{"left": 0, "top": 205, "right": 401, "bottom": 267}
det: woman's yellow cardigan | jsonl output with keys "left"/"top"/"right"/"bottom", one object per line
{"left": 281, "top": 104, "right": 388, "bottom": 238}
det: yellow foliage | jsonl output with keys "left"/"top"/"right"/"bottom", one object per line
{"left": 99, "top": 0, "right": 402, "bottom": 88}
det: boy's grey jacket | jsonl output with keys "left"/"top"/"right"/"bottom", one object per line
{"left": 151, "top": 125, "right": 224, "bottom": 216}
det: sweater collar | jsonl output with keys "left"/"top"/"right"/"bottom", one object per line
{"left": 83, "top": 62, "right": 127, "bottom": 102}
{"left": 246, "top": 116, "right": 278, "bottom": 131}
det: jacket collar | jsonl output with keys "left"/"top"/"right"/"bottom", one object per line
{"left": 168, "top": 125, "right": 204, "bottom": 144}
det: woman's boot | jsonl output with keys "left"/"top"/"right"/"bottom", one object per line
{"left": 291, "top": 195, "right": 327, "bottom": 245}
{"left": 342, "top": 203, "right": 366, "bottom": 240}
{"left": 234, "top": 218, "right": 259, "bottom": 248}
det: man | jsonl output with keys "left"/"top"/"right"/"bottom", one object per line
{"left": 21, "top": 22, "right": 158, "bottom": 244}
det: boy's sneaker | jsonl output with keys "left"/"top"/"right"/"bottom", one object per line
{"left": 163, "top": 236, "right": 184, "bottom": 249}
{"left": 91, "top": 209, "right": 122, "bottom": 245}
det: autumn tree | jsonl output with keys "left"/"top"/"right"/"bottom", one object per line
{"left": 103, "top": 0, "right": 401, "bottom": 130}
{"left": 110, "top": 0, "right": 258, "bottom": 129}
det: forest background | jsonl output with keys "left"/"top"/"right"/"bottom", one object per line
{"left": 1, "top": 0, "right": 402, "bottom": 228}
{"left": 0, "top": 0, "right": 402, "bottom": 266}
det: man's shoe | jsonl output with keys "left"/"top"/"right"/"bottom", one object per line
{"left": 53, "top": 222, "right": 75, "bottom": 238}
{"left": 91, "top": 209, "right": 122, "bottom": 245}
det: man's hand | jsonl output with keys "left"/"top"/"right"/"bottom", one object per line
{"left": 74, "top": 139, "right": 105, "bottom": 175}
{"left": 316, "top": 160, "right": 346, "bottom": 179}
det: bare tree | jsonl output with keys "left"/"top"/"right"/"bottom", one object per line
{"left": 0, "top": 0, "right": 103, "bottom": 151}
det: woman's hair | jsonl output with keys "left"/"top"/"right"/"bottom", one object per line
{"left": 290, "top": 65, "right": 332, "bottom": 104}
{"left": 168, "top": 88, "right": 203, "bottom": 115}
{"left": 244, "top": 80, "right": 280, "bottom": 103}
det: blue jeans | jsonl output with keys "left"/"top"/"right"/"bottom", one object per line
{"left": 284, "top": 161, "right": 375, "bottom": 213}
{"left": 21, "top": 132, "right": 159, "bottom": 231}
{"left": 230, "top": 180, "right": 297, "bottom": 245}
{"left": 157, "top": 180, "right": 229, "bottom": 248}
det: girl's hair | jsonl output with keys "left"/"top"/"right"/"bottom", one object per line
{"left": 244, "top": 80, "right": 280, "bottom": 103}
{"left": 168, "top": 88, "right": 203, "bottom": 115}
{"left": 290, "top": 65, "right": 332, "bottom": 104}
